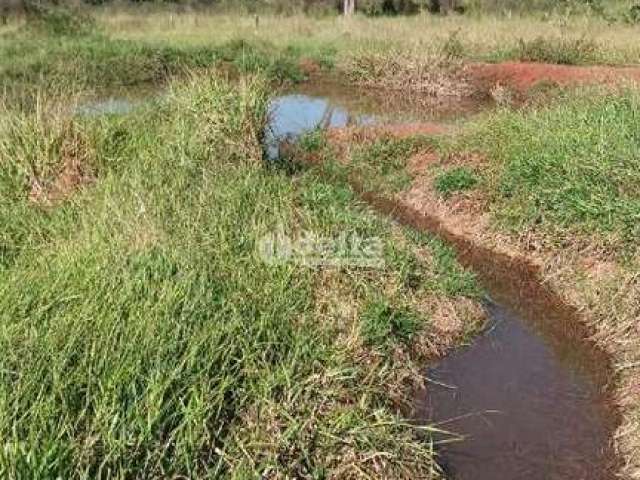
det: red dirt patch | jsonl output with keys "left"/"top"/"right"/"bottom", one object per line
{"left": 467, "top": 62, "right": 640, "bottom": 94}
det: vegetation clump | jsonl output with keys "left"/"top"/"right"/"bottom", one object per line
{"left": 516, "top": 35, "right": 601, "bottom": 65}
{"left": 434, "top": 166, "right": 478, "bottom": 197}
{"left": 24, "top": 3, "right": 96, "bottom": 37}
{"left": 341, "top": 49, "right": 472, "bottom": 96}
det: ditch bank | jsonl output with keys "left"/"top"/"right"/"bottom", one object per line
{"left": 292, "top": 148, "right": 624, "bottom": 478}
{"left": 354, "top": 180, "right": 621, "bottom": 480}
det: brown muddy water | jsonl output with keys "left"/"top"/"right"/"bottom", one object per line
{"left": 417, "top": 301, "right": 615, "bottom": 480}
{"left": 359, "top": 189, "right": 619, "bottom": 480}
{"left": 268, "top": 83, "right": 620, "bottom": 480}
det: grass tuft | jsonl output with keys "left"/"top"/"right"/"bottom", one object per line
{"left": 361, "top": 300, "right": 419, "bottom": 350}
{"left": 515, "top": 35, "right": 601, "bottom": 65}
{"left": 434, "top": 166, "right": 478, "bottom": 198}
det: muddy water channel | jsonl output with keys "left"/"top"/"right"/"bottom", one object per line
{"left": 417, "top": 301, "right": 614, "bottom": 480}
{"left": 268, "top": 81, "right": 619, "bottom": 480}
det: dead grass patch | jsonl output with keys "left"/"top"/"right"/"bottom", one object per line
{"left": 341, "top": 50, "right": 474, "bottom": 97}
{"left": 28, "top": 126, "right": 95, "bottom": 206}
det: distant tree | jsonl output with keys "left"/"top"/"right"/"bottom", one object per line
{"left": 343, "top": 0, "right": 355, "bottom": 15}
{"left": 430, "top": 0, "right": 461, "bottom": 13}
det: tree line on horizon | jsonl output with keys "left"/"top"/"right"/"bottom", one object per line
{"left": 0, "top": 0, "right": 459, "bottom": 13}
{"left": 0, "top": 0, "right": 632, "bottom": 21}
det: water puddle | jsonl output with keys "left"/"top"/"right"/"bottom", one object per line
{"left": 75, "top": 84, "right": 162, "bottom": 117}
{"left": 77, "top": 97, "right": 137, "bottom": 116}
{"left": 266, "top": 82, "right": 619, "bottom": 480}
{"left": 265, "top": 79, "right": 487, "bottom": 160}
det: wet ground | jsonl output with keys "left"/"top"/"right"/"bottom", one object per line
{"left": 267, "top": 82, "right": 619, "bottom": 480}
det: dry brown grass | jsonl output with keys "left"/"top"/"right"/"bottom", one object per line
{"left": 95, "top": 10, "right": 640, "bottom": 65}
{"left": 28, "top": 126, "right": 95, "bottom": 206}
{"left": 339, "top": 50, "right": 473, "bottom": 96}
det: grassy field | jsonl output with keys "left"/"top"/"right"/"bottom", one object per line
{"left": 453, "top": 89, "right": 640, "bottom": 245}
{"left": 4, "top": 6, "right": 640, "bottom": 93}
{"left": 95, "top": 9, "right": 640, "bottom": 66}
{"left": 2, "top": 4, "right": 640, "bottom": 478}
{"left": 0, "top": 19, "right": 485, "bottom": 475}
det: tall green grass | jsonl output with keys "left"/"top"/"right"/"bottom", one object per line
{"left": 457, "top": 89, "right": 640, "bottom": 244}
{"left": 0, "top": 19, "right": 306, "bottom": 93}
{"left": 0, "top": 73, "right": 480, "bottom": 478}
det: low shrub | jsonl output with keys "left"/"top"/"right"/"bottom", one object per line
{"left": 516, "top": 35, "right": 601, "bottom": 65}
{"left": 25, "top": 3, "right": 96, "bottom": 37}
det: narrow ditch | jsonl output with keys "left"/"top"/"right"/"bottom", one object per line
{"left": 358, "top": 186, "right": 620, "bottom": 480}
{"left": 267, "top": 83, "right": 621, "bottom": 480}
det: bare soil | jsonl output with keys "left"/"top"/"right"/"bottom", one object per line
{"left": 466, "top": 61, "right": 640, "bottom": 94}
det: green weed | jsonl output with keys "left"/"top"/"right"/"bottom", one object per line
{"left": 434, "top": 166, "right": 478, "bottom": 198}
{"left": 515, "top": 35, "right": 601, "bottom": 65}
{"left": 460, "top": 88, "right": 640, "bottom": 244}
{"left": 405, "top": 230, "right": 481, "bottom": 298}
{"left": 298, "top": 127, "right": 327, "bottom": 153}
{"left": 360, "top": 299, "right": 419, "bottom": 350}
